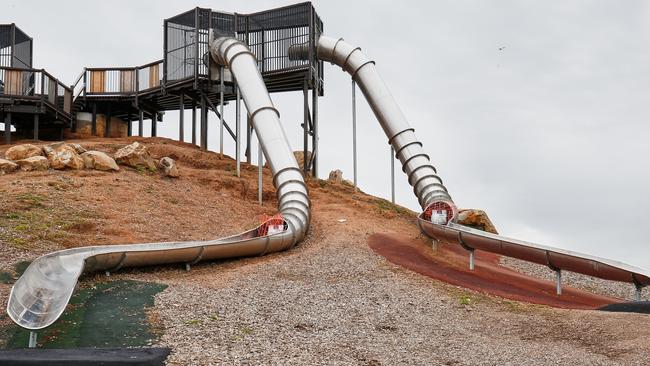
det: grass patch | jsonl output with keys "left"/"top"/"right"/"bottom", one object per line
{"left": 2, "top": 280, "right": 167, "bottom": 349}
{"left": 14, "top": 261, "right": 31, "bottom": 278}
{"left": 374, "top": 198, "right": 412, "bottom": 217}
{"left": 0, "top": 192, "right": 97, "bottom": 249}
{"left": 0, "top": 271, "right": 14, "bottom": 284}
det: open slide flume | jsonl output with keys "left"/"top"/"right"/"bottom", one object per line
{"left": 6, "top": 32, "right": 649, "bottom": 333}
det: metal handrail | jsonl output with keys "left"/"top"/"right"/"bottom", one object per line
{"left": 0, "top": 65, "right": 72, "bottom": 116}
{"left": 77, "top": 59, "right": 164, "bottom": 98}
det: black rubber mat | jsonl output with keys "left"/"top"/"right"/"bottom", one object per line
{"left": 0, "top": 347, "right": 170, "bottom": 366}
{"left": 599, "top": 301, "right": 650, "bottom": 314}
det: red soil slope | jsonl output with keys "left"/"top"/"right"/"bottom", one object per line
{"left": 369, "top": 233, "right": 620, "bottom": 309}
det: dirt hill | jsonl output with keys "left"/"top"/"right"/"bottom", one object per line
{"left": 0, "top": 137, "right": 649, "bottom": 365}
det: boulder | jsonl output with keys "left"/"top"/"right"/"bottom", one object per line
{"left": 43, "top": 143, "right": 85, "bottom": 170}
{"left": 16, "top": 156, "right": 50, "bottom": 172}
{"left": 81, "top": 151, "right": 120, "bottom": 171}
{"left": 114, "top": 142, "right": 156, "bottom": 169}
{"left": 159, "top": 157, "right": 179, "bottom": 178}
{"left": 5, "top": 144, "right": 43, "bottom": 161}
{"left": 0, "top": 158, "right": 19, "bottom": 174}
{"left": 457, "top": 209, "right": 498, "bottom": 234}
{"left": 328, "top": 169, "right": 343, "bottom": 184}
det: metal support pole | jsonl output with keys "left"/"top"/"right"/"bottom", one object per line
{"left": 390, "top": 146, "right": 395, "bottom": 204}
{"left": 258, "top": 140, "right": 263, "bottom": 205}
{"left": 28, "top": 331, "right": 37, "bottom": 348}
{"left": 635, "top": 285, "right": 643, "bottom": 302}
{"left": 33, "top": 114, "right": 39, "bottom": 141}
{"left": 555, "top": 270, "right": 562, "bottom": 295}
{"left": 151, "top": 113, "right": 157, "bottom": 137}
{"left": 105, "top": 107, "right": 112, "bottom": 138}
{"left": 303, "top": 81, "right": 309, "bottom": 174}
{"left": 352, "top": 80, "right": 358, "bottom": 191}
{"left": 245, "top": 116, "right": 252, "bottom": 164}
{"left": 4, "top": 112, "right": 11, "bottom": 145}
{"left": 219, "top": 67, "right": 225, "bottom": 157}
{"left": 469, "top": 250, "right": 475, "bottom": 271}
{"left": 235, "top": 84, "right": 241, "bottom": 177}
{"left": 127, "top": 112, "right": 132, "bottom": 137}
{"left": 311, "top": 78, "right": 319, "bottom": 178}
{"left": 138, "top": 109, "right": 143, "bottom": 137}
{"left": 200, "top": 95, "right": 207, "bottom": 150}
{"left": 191, "top": 101, "right": 197, "bottom": 145}
{"left": 179, "top": 94, "right": 185, "bottom": 142}
{"left": 92, "top": 103, "right": 97, "bottom": 136}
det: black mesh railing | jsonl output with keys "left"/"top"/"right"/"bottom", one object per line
{"left": 164, "top": 3, "right": 324, "bottom": 90}
{"left": 0, "top": 24, "right": 33, "bottom": 69}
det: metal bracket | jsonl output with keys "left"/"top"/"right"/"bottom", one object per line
{"left": 185, "top": 247, "right": 205, "bottom": 271}
{"left": 105, "top": 252, "right": 127, "bottom": 277}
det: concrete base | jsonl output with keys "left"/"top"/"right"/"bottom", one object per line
{"left": 0, "top": 347, "right": 170, "bottom": 366}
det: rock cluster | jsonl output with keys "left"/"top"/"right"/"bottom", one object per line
{"left": 1, "top": 141, "right": 179, "bottom": 178}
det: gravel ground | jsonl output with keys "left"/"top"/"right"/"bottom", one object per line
{"left": 2, "top": 138, "right": 649, "bottom": 365}
{"left": 500, "top": 256, "right": 650, "bottom": 302}
{"left": 145, "top": 193, "right": 650, "bottom": 365}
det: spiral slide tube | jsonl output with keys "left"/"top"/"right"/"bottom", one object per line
{"left": 303, "top": 35, "right": 649, "bottom": 290}
{"left": 6, "top": 37, "right": 310, "bottom": 330}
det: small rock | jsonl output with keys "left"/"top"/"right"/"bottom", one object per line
{"left": 159, "top": 157, "right": 179, "bottom": 178}
{"left": 0, "top": 158, "right": 19, "bottom": 174}
{"left": 115, "top": 142, "right": 156, "bottom": 169}
{"left": 43, "top": 143, "right": 84, "bottom": 170}
{"left": 328, "top": 169, "right": 343, "bottom": 184}
{"left": 5, "top": 144, "right": 43, "bottom": 161}
{"left": 16, "top": 156, "right": 50, "bottom": 171}
{"left": 81, "top": 151, "right": 120, "bottom": 171}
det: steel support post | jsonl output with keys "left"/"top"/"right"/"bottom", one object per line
{"left": 127, "top": 113, "right": 132, "bottom": 137}
{"left": 469, "top": 250, "right": 475, "bottom": 271}
{"left": 179, "top": 94, "right": 185, "bottom": 142}
{"left": 634, "top": 284, "right": 643, "bottom": 302}
{"left": 556, "top": 270, "right": 562, "bottom": 295}
{"left": 235, "top": 84, "right": 241, "bottom": 177}
{"left": 33, "top": 114, "right": 39, "bottom": 141}
{"left": 311, "top": 75, "right": 319, "bottom": 178}
{"left": 151, "top": 113, "right": 157, "bottom": 137}
{"left": 28, "top": 331, "right": 37, "bottom": 348}
{"left": 200, "top": 95, "right": 207, "bottom": 150}
{"left": 138, "top": 109, "right": 143, "bottom": 137}
{"left": 92, "top": 103, "right": 97, "bottom": 136}
{"left": 191, "top": 101, "right": 197, "bottom": 145}
{"left": 245, "top": 116, "right": 252, "bottom": 164}
{"left": 352, "top": 80, "right": 358, "bottom": 191}
{"left": 258, "top": 139, "right": 263, "bottom": 205}
{"left": 303, "top": 81, "right": 309, "bottom": 174}
{"left": 4, "top": 112, "right": 11, "bottom": 145}
{"left": 105, "top": 107, "right": 112, "bottom": 138}
{"left": 390, "top": 146, "right": 395, "bottom": 204}
{"left": 219, "top": 67, "right": 225, "bottom": 157}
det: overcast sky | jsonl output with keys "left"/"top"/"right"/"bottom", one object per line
{"left": 6, "top": 1, "right": 650, "bottom": 270}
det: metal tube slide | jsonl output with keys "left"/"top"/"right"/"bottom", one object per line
{"left": 6, "top": 37, "right": 310, "bottom": 330}
{"left": 298, "top": 35, "right": 650, "bottom": 288}
{"left": 294, "top": 36, "right": 456, "bottom": 215}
